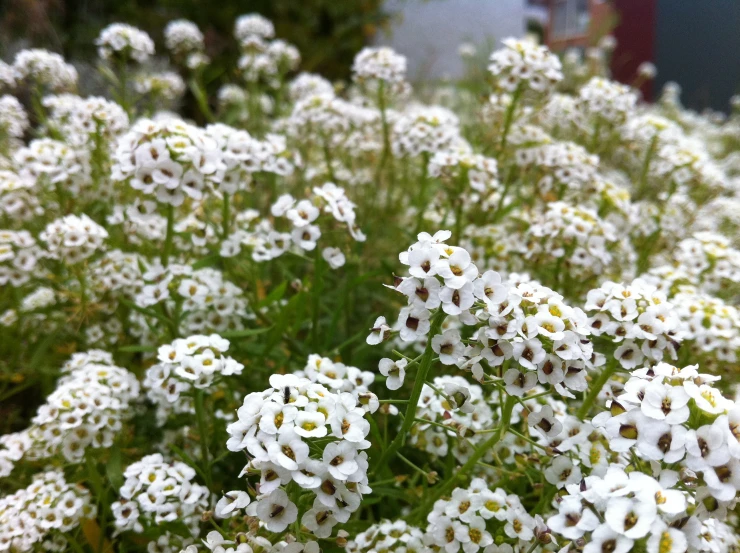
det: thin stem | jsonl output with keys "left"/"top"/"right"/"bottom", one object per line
{"left": 311, "top": 246, "right": 323, "bottom": 350}
{"left": 378, "top": 399, "right": 410, "bottom": 404}
{"left": 415, "top": 153, "right": 430, "bottom": 234}
{"left": 322, "top": 137, "right": 337, "bottom": 182}
{"left": 453, "top": 197, "right": 464, "bottom": 244}
{"left": 577, "top": 359, "right": 617, "bottom": 420}
{"left": 410, "top": 395, "right": 516, "bottom": 520}
{"left": 635, "top": 136, "right": 658, "bottom": 201}
{"left": 374, "top": 309, "right": 446, "bottom": 469}
{"left": 222, "top": 193, "right": 230, "bottom": 240}
{"left": 508, "top": 428, "right": 548, "bottom": 451}
{"left": 397, "top": 453, "right": 432, "bottom": 479}
{"left": 194, "top": 389, "right": 213, "bottom": 493}
{"left": 189, "top": 75, "right": 216, "bottom": 123}
{"left": 162, "top": 204, "right": 175, "bottom": 267}
{"left": 492, "top": 166, "right": 515, "bottom": 223}
{"left": 497, "top": 84, "right": 523, "bottom": 158}
{"left": 376, "top": 82, "right": 396, "bottom": 210}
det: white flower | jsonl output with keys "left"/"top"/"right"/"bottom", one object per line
{"left": 378, "top": 358, "right": 407, "bottom": 391}
{"left": 503, "top": 369, "right": 537, "bottom": 396}
{"left": 322, "top": 247, "right": 346, "bottom": 269}
{"left": 215, "top": 491, "right": 251, "bottom": 518}
{"left": 604, "top": 496, "right": 656, "bottom": 539}
{"left": 254, "top": 489, "right": 298, "bottom": 532}
{"left": 583, "top": 524, "right": 633, "bottom": 553}
{"left": 323, "top": 441, "right": 359, "bottom": 480}
{"left": 432, "top": 329, "right": 463, "bottom": 365}
{"left": 528, "top": 405, "right": 563, "bottom": 438}
{"left": 367, "top": 316, "right": 390, "bottom": 345}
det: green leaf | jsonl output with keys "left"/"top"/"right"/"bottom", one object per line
{"left": 117, "top": 344, "right": 157, "bottom": 353}
{"left": 29, "top": 331, "right": 59, "bottom": 371}
{"left": 119, "top": 298, "right": 171, "bottom": 324}
{"left": 192, "top": 254, "right": 220, "bottom": 270}
{"left": 106, "top": 445, "right": 123, "bottom": 489}
{"left": 258, "top": 281, "right": 288, "bottom": 309}
{"left": 220, "top": 326, "right": 273, "bottom": 339}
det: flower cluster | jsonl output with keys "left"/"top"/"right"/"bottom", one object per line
{"left": 408, "top": 375, "right": 496, "bottom": 460}
{"left": 578, "top": 77, "right": 638, "bottom": 127}
{"left": 143, "top": 334, "right": 243, "bottom": 423}
{"left": 0, "top": 95, "right": 28, "bottom": 142}
{"left": 12, "top": 49, "right": 77, "bottom": 91}
{"left": 428, "top": 147, "right": 500, "bottom": 197}
{"left": 40, "top": 213, "right": 109, "bottom": 263}
{"left": 224, "top": 371, "right": 372, "bottom": 537}
{"left": 25, "top": 356, "right": 140, "bottom": 462}
{"left": 14, "top": 138, "right": 88, "bottom": 192}
{"left": 585, "top": 278, "right": 680, "bottom": 369}
{"left": 0, "top": 470, "right": 96, "bottom": 553}
{"left": 487, "top": 38, "right": 562, "bottom": 93}
{"left": 133, "top": 263, "right": 249, "bottom": 338}
{"left": 352, "top": 47, "right": 407, "bottom": 88}
{"left": 96, "top": 23, "right": 155, "bottom": 64}
{"left": 571, "top": 362, "right": 740, "bottom": 552}
{"left": 671, "top": 232, "right": 740, "bottom": 293}
{"left": 112, "top": 117, "right": 226, "bottom": 206}
{"left": 245, "top": 182, "right": 365, "bottom": 263}
{"left": 43, "top": 94, "right": 129, "bottom": 147}
{"left": 426, "top": 480, "right": 535, "bottom": 551}
{"left": 392, "top": 105, "right": 462, "bottom": 158}
{"left": 234, "top": 17, "right": 300, "bottom": 85}
{"left": 164, "top": 20, "right": 206, "bottom": 59}
{"left": 234, "top": 14, "right": 275, "bottom": 43}
{"left": 112, "top": 453, "right": 209, "bottom": 550}
{"left": 0, "top": 229, "right": 44, "bottom": 286}
{"left": 347, "top": 520, "right": 428, "bottom": 553}
{"left": 375, "top": 232, "right": 595, "bottom": 399}
{"left": 134, "top": 72, "right": 187, "bottom": 102}
{"left": 673, "top": 288, "right": 740, "bottom": 365}
{"left": 524, "top": 201, "right": 622, "bottom": 278}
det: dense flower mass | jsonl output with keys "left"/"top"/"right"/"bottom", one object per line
{"left": 0, "top": 470, "right": 96, "bottom": 553}
{"left": 96, "top": 23, "right": 155, "bottom": 64}
{"left": 143, "top": 334, "right": 243, "bottom": 422}
{"left": 112, "top": 453, "right": 209, "bottom": 551}
{"left": 224, "top": 369, "right": 373, "bottom": 535}
{"left": 1, "top": 12, "right": 740, "bottom": 553}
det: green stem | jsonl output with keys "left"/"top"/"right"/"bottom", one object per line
{"left": 397, "top": 453, "right": 432, "bottom": 479}
{"left": 411, "top": 395, "right": 516, "bottom": 520}
{"left": 194, "top": 389, "right": 213, "bottom": 493}
{"left": 577, "top": 359, "right": 617, "bottom": 420}
{"left": 322, "top": 137, "right": 337, "bottom": 182}
{"left": 55, "top": 181, "right": 67, "bottom": 214}
{"left": 497, "top": 84, "right": 523, "bottom": 158}
{"left": 635, "top": 136, "right": 658, "bottom": 201}
{"left": 589, "top": 120, "right": 602, "bottom": 152}
{"left": 189, "top": 75, "right": 215, "bottom": 123}
{"left": 453, "top": 197, "right": 464, "bottom": 244}
{"left": 311, "top": 247, "right": 323, "bottom": 350}
{"left": 376, "top": 82, "right": 396, "bottom": 210}
{"left": 414, "top": 153, "right": 430, "bottom": 234}
{"left": 221, "top": 193, "right": 230, "bottom": 240}
{"left": 162, "top": 204, "right": 175, "bottom": 267}
{"left": 374, "top": 309, "right": 446, "bottom": 470}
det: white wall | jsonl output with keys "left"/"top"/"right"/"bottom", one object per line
{"left": 377, "top": 0, "right": 526, "bottom": 80}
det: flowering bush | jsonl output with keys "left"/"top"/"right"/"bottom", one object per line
{"left": 2, "top": 14, "right": 740, "bottom": 553}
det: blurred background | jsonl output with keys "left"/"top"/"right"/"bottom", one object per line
{"left": 1, "top": 0, "right": 739, "bottom": 111}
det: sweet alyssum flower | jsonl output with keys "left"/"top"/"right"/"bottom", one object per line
{"left": 224, "top": 369, "right": 372, "bottom": 537}
{"left": 143, "top": 334, "right": 243, "bottom": 423}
